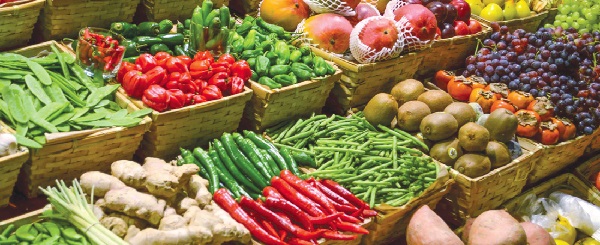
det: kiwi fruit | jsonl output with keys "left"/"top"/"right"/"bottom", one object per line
{"left": 458, "top": 122, "right": 490, "bottom": 152}
{"left": 444, "top": 102, "right": 477, "bottom": 128}
{"left": 484, "top": 108, "right": 519, "bottom": 143}
{"left": 397, "top": 101, "right": 431, "bottom": 132}
{"left": 420, "top": 112, "right": 458, "bottom": 141}
{"left": 454, "top": 154, "right": 492, "bottom": 178}
{"left": 430, "top": 138, "right": 463, "bottom": 165}
{"left": 363, "top": 93, "right": 399, "bottom": 127}
{"left": 486, "top": 141, "right": 512, "bottom": 169}
{"left": 417, "top": 90, "right": 453, "bottom": 112}
{"left": 391, "top": 79, "right": 425, "bottom": 105}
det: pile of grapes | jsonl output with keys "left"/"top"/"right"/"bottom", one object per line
{"left": 463, "top": 25, "right": 600, "bottom": 135}
{"left": 546, "top": 0, "right": 600, "bottom": 33}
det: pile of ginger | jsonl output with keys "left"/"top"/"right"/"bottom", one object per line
{"left": 79, "top": 157, "right": 250, "bottom": 245}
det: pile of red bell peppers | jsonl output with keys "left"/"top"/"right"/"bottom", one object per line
{"left": 117, "top": 51, "right": 251, "bottom": 112}
{"left": 213, "top": 170, "right": 377, "bottom": 245}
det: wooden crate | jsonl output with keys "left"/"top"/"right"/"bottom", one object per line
{"left": 438, "top": 137, "right": 543, "bottom": 224}
{"left": 575, "top": 154, "right": 600, "bottom": 192}
{"left": 586, "top": 128, "right": 600, "bottom": 154}
{"left": 0, "top": 125, "right": 29, "bottom": 208}
{"left": 311, "top": 48, "right": 423, "bottom": 114}
{"left": 6, "top": 42, "right": 151, "bottom": 198}
{"left": 360, "top": 163, "right": 454, "bottom": 245}
{"left": 0, "top": 0, "right": 45, "bottom": 51}
{"left": 240, "top": 65, "right": 342, "bottom": 131}
{"left": 521, "top": 134, "right": 595, "bottom": 186}
{"left": 139, "top": 0, "right": 228, "bottom": 22}
{"left": 32, "top": 0, "right": 139, "bottom": 42}
{"left": 119, "top": 87, "right": 253, "bottom": 161}
{"left": 473, "top": 11, "right": 549, "bottom": 33}
{"left": 415, "top": 20, "right": 492, "bottom": 78}
{"left": 0, "top": 206, "right": 50, "bottom": 230}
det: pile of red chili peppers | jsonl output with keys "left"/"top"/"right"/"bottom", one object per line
{"left": 213, "top": 170, "right": 377, "bottom": 245}
{"left": 117, "top": 51, "right": 251, "bottom": 112}
{"left": 78, "top": 28, "right": 125, "bottom": 72}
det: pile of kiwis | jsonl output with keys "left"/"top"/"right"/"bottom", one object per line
{"left": 363, "top": 79, "right": 521, "bottom": 179}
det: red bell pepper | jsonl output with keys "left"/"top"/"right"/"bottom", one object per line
{"left": 201, "top": 85, "right": 223, "bottom": 101}
{"left": 142, "top": 85, "right": 169, "bottom": 112}
{"left": 213, "top": 189, "right": 289, "bottom": 245}
{"left": 230, "top": 60, "right": 252, "bottom": 81}
{"left": 217, "top": 53, "right": 236, "bottom": 65}
{"left": 208, "top": 72, "right": 229, "bottom": 92}
{"left": 193, "top": 51, "right": 214, "bottom": 63}
{"left": 165, "top": 56, "right": 188, "bottom": 73}
{"left": 189, "top": 60, "right": 214, "bottom": 80}
{"left": 122, "top": 70, "right": 151, "bottom": 98}
{"left": 135, "top": 53, "right": 158, "bottom": 73}
{"left": 191, "top": 94, "right": 207, "bottom": 104}
{"left": 166, "top": 89, "right": 187, "bottom": 109}
{"left": 178, "top": 55, "right": 192, "bottom": 66}
{"left": 210, "top": 61, "right": 230, "bottom": 74}
{"left": 229, "top": 76, "right": 245, "bottom": 95}
{"left": 192, "top": 79, "right": 207, "bottom": 92}
{"left": 154, "top": 52, "right": 172, "bottom": 68}
{"left": 117, "top": 62, "right": 137, "bottom": 83}
{"left": 145, "top": 66, "right": 167, "bottom": 86}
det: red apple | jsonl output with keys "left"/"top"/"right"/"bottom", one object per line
{"left": 346, "top": 3, "right": 380, "bottom": 26}
{"left": 467, "top": 19, "right": 482, "bottom": 34}
{"left": 393, "top": 4, "right": 438, "bottom": 42}
{"left": 358, "top": 17, "right": 399, "bottom": 52}
{"left": 303, "top": 13, "right": 354, "bottom": 54}
{"left": 451, "top": 0, "right": 471, "bottom": 23}
{"left": 260, "top": 0, "right": 311, "bottom": 31}
{"left": 454, "top": 20, "right": 470, "bottom": 36}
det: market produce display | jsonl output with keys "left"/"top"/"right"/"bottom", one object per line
{"left": 76, "top": 28, "right": 126, "bottom": 77}
{"left": 0, "top": 45, "right": 150, "bottom": 148}
{"left": 462, "top": 26, "right": 600, "bottom": 137}
{"left": 229, "top": 16, "right": 337, "bottom": 89}
{"left": 117, "top": 51, "right": 250, "bottom": 112}
{"left": 470, "top": 0, "right": 551, "bottom": 21}
{"left": 547, "top": 0, "right": 600, "bottom": 33}
{"left": 78, "top": 158, "right": 251, "bottom": 245}
{"left": 0, "top": 209, "right": 93, "bottom": 244}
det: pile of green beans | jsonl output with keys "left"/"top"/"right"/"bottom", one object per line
{"left": 266, "top": 112, "right": 440, "bottom": 208}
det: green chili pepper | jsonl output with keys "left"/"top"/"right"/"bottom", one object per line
{"left": 256, "top": 17, "right": 288, "bottom": 40}
{"left": 269, "top": 65, "right": 291, "bottom": 76}
{"left": 255, "top": 55, "right": 270, "bottom": 76}
{"left": 221, "top": 133, "right": 269, "bottom": 188}
{"left": 213, "top": 139, "right": 262, "bottom": 193}
{"left": 291, "top": 63, "right": 314, "bottom": 81}
{"left": 158, "top": 33, "right": 184, "bottom": 47}
{"left": 241, "top": 49, "right": 262, "bottom": 59}
{"left": 193, "top": 147, "right": 221, "bottom": 193}
{"left": 290, "top": 50, "right": 302, "bottom": 62}
{"left": 251, "top": 70, "right": 258, "bottom": 81}
{"left": 150, "top": 44, "right": 171, "bottom": 55}
{"left": 313, "top": 56, "right": 328, "bottom": 76}
{"left": 184, "top": 19, "right": 191, "bottom": 29}
{"left": 121, "top": 39, "right": 142, "bottom": 58}
{"left": 174, "top": 45, "right": 186, "bottom": 56}
{"left": 302, "top": 55, "right": 314, "bottom": 66}
{"left": 158, "top": 19, "right": 174, "bottom": 34}
{"left": 176, "top": 22, "right": 185, "bottom": 34}
{"left": 272, "top": 74, "right": 295, "bottom": 86}
{"left": 243, "top": 29, "right": 257, "bottom": 50}
{"left": 133, "top": 36, "right": 163, "bottom": 46}
{"left": 137, "top": 22, "right": 160, "bottom": 36}
{"left": 236, "top": 16, "right": 255, "bottom": 36}
{"left": 110, "top": 22, "right": 137, "bottom": 39}
{"left": 258, "top": 76, "right": 281, "bottom": 89}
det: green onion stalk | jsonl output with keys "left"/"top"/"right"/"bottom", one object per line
{"left": 39, "top": 180, "right": 128, "bottom": 245}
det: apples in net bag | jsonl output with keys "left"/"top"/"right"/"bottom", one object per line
{"left": 349, "top": 16, "right": 408, "bottom": 63}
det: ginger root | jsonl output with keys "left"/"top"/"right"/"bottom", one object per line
{"left": 186, "top": 175, "right": 212, "bottom": 208}
{"left": 111, "top": 160, "right": 147, "bottom": 190}
{"left": 103, "top": 187, "right": 166, "bottom": 226}
{"left": 126, "top": 226, "right": 213, "bottom": 245}
{"left": 159, "top": 214, "right": 187, "bottom": 231}
{"left": 80, "top": 171, "right": 126, "bottom": 197}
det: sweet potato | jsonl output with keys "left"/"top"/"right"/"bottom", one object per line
{"left": 407, "top": 205, "right": 464, "bottom": 245}
{"left": 468, "top": 210, "right": 527, "bottom": 245}
{"left": 520, "top": 222, "right": 556, "bottom": 245}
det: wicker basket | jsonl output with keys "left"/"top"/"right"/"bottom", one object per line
{"left": 522, "top": 133, "right": 595, "bottom": 186}
{"left": 541, "top": 8, "right": 558, "bottom": 27}
{"left": 415, "top": 20, "right": 493, "bottom": 78}
{"left": 0, "top": 0, "right": 45, "bottom": 51}
{"left": 0, "top": 206, "right": 50, "bottom": 231}
{"left": 311, "top": 48, "right": 424, "bottom": 114}
{"left": 0, "top": 126, "right": 29, "bottom": 208}
{"left": 473, "top": 11, "right": 549, "bottom": 33}
{"left": 240, "top": 66, "right": 342, "bottom": 131}
{"left": 360, "top": 164, "right": 454, "bottom": 245}
{"left": 9, "top": 42, "right": 151, "bottom": 198}
{"left": 586, "top": 128, "right": 600, "bottom": 155}
{"left": 229, "top": 0, "right": 259, "bottom": 16}
{"left": 118, "top": 87, "right": 253, "bottom": 161}
{"left": 575, "top": 154, "right": 600, "bottom": 192}
{"left": 139, "top": 0, "right": 228, "bottom": 22}
{"left": 437, "top": 137, "right": 543, "bottom": 225}
{"left": 32, "top": 0, "right": 139, "bottom": 42}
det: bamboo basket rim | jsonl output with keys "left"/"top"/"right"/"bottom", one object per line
{"left": 249, "top": 61, "right": 342, "bottom": 94}
{"left": 0, "top": 205, "right": 50, "bottom": 230}
{"left": 310, "top": 46, "right": 422, "bottom": 73}
{"left": 519, "top": 133, "right": 592, "bottom": 150}
{"left": 574, "top": 154, "right": 600, "bottom": 190}
{"left": 473, "top": 10, "right": 549, "bottom": 25}
{"left": 0, "top": 0, "right": 43, "bottom": 13}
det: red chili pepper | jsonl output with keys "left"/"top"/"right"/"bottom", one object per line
{"left": 287, "top": 238, "right": 315, "bottom": 245}
{"left": 338, "top": 213, "right": 361, "bottom": 224}
{"left": 218, "top": 53, "right": 236, "bottom": 65}
{"left": 107, "top": 46, "right": 125, "bottom": 71}
{"left": 350, "top": 205, "right": 365, "bottom": 220}
{"left": 210, "top": 61, "right": 230, "bottom": 74}
{"left": 213, "top": 189, "right": 289, "bottom": 245}
{"left": 154, "top": 52, "right": 172, "bottom": 68}
{"left": 145, "top": 66, "right": 167, "bottom": 86}
{"left": 201, "top": 84, "right": 223, "bottom": 101}
{"left": 265, "top": 196, "right": 314, "bottom": 231}
{"left": 136, "top": 53, "right": 158, "bottom": 73}
{"left": 229, "top": 76, "right": 245, "bottom": 95}
{"left": 178, "top": 55, "right": 192, "bottom": 66}
{"left": 192, "top": 94, "right": 206, "bottom": 104}
{"left": 208, "top": 72, "right": 229, "bottom": 92}
{"left": 362, "top": 209, "right": 378, "bottom": 218}
{"left": 321, "top": 231, "right": 358, "bottom": 241}
{"left": 193, "top": 51, "right": 214, "bottom": 63}
{"left": 122, "top": 70, "right": 151, "bottom": 98}
{"left": 189, "top": 60, "right": 214, "bottom": 80}
{"left": 165, "top": 57, "right": 189, "bottom": 73}
{"left": 117, "top": 62, "right": 137, "bottom": 83}
{"left": 166, "top": 89, "right": 186, "bottom": 109}
{"left": 334, "top": 221, "right": 369, "bottom": 234}
{"left": 320, "top": 179, "right": 370, "bottom": 210}
{"left": 310, "top": 179, "right": 356, "bottom": 211}
{"left": 142, "top": 85, "right": 169, "bottom": 112}
{"left": 309, "top": 212, "right": 342, "bottom": 225}
{"left": 271, "top": 177, "right": 326, "bottom": 217}
{"left": 230, "top": 60, "right": 252, "bottom": 81}
{"left": 280, "top": 170, "right": 336, "bottom": 215}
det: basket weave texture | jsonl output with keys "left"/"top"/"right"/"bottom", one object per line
{"left": 473, "top": 11, "right": 549, "bottom": 33}
{"left": 575, "top": 154, "right": 600, "bottom": 193}
{"left": 0, "top": 125, "right": 29, "bottom": 207}
{"left": 0, "top": 0, "right": 45, "bottom": 51}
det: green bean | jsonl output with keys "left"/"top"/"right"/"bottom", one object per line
{"left": 313, "top": 146, "right": 365, "bottom": 154}
{"left": 273, "top": 143, "right": 314, "bottom": 155}
{"left": 51, "top": 44, "right": 70, "bottom": 80}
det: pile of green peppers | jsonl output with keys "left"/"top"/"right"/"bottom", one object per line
{"left": 228, "top": 16, "right": 336, "bottom": 89}
{"left": 109, "top": 19, "right": 188, "bottom": 60}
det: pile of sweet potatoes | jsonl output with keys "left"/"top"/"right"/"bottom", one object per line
{"left": 406, "top": 205, "right": 556, "bottom": 245}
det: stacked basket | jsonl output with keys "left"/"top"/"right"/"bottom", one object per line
{"left": 139, "top": 0, "right": 228, "bottom": 22}
{"left": 0, "top": 0, "right": 45, "bottom": 51}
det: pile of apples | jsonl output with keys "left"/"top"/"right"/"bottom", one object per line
{"left": 468, "top": 0, "right": 534, "bottom": 21}
{"left": 418, "top": 0, "right": 484, "bottom": 38}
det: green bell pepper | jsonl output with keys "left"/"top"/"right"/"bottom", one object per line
{"left": 158, "top": 19, "right": 174, "bottom": 34}
{"left": 274, "top": 41, "right": 290, "bottom": 65}
{"left": 258, "top": 77, "right": 281, "bottom": 89}
{"left": 255, "top": 55, "right": 271, "bottom": 77}
{"left": 138, "top": 22, "right": 160, "bottom": 36}
{"left": 269, "top": 65, "right": 291, "bottom": 76}
{"left": 110, "top": 22, "right": 137, "bottom": 39}
{"left": 150, "top": 43, "right": 171, "bottom": 55}
{"left": 272, "top": 74, "right": 295, "bottom": 86}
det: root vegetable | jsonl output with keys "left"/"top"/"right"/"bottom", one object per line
{"left": 520, "top": 222, "right": 556, "bottom": 245}
{"left": 468, "top": 210, "right": 527, "bottom": 245}
{"left": 159, "top": 214, "right": 187, "bottom": 231}
{"left": 80, "top": 171, "right": 126, "bottom": 197}
{"left": 101, "top": 216, "right": 129, "bottom": 237}
{"left": 142, "top": 158, "right": 199, "bottom": 199}
{"left": 111, "top": 160, "right": 147, "bottom": 190}
{"left": 187, "top": 175, "right": 212, "bottom": 207}
{"left": 103, "top": 187, "right": 167, "bottom": 225}
{"left": 126, "top": 226, "right": 213, "bottom": 245}
{"left": 407, "top": 205, "right": 464, "bottom": 245}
